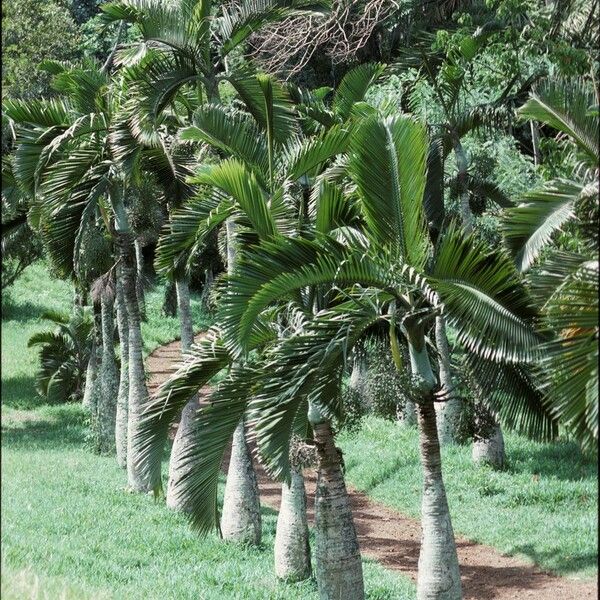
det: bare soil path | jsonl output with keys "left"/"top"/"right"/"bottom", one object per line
{"left": 147, "top": 336, "right": 597, "bottom": 600}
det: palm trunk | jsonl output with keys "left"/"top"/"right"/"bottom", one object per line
{"left": 201, "top": 268, "right": 214, "bottom": 312}
{"left": 134, "top": 238, "right": 146, "bottom": 322}
{"left": 349, "top": 351, "right": 368, "bottom": 407}
{"left": 115, "top": 276, "right": 129, "bottom": 469}
{"left": 274, "top": 464, "right": 311, "bottom": 582}
{"left": 221, "top": 217, "right": 262, "bottom": 544}
{"left": 530, "top": 121, "right": 541, "bottom": 166}
{"left": 166, "top": 278, "right": 199, "bottom": 511}
{"left": 407, "top": 335, "right": 462, "bottom": 600}
{"left": 434, "top": 317, "right": 461, "bottom": 446}
{"left": 116, "top": 230, "right": 152, "bottom": 492}
{"left": 416, "top": 401, "right": 462, "bottom": 600}
{"left": 82, "top": 338, "right": 99, "bottom": 412}
{"left": 96, "top": 291, "right": 118, "bottom": 455}
{"left": 453, "top": 137, "right": 473, "bottom": 235}
{"left": 220, "top": 419, "right": 262, "bottom": 544}
{"left": 472, "top": 406, "right": 505, "bottom": 469}
{"left": 311, "top": 414, "right": 364, "bottom": 600}
{"left": 162, "top": 280, "right": 177, "bottom": 317}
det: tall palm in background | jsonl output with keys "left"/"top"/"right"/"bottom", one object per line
{"left": 503, "top": 77, "right": 599, "bottom": 450}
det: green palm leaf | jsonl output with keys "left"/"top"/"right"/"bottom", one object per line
{"left": 348, "top": 115, "right": 429, "bottom": 267}
{"left": 502, "top": 179, "right": 581, "bottom": 272}
{"left": 332, "top": 63, "right": 386, "bottom": 122}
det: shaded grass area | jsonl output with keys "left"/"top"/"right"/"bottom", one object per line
{"left": 1, "top": 264, "right": 415, "bottom": 600}
{"left": 339, "top": 416, "right": 598, "bottom": 579}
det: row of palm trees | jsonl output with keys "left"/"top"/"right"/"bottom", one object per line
{"left": 3, "top": 0, "right": 597, "bottom": 598}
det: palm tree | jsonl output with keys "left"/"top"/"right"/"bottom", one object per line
{"left": 404, "top": 30, "right": 539, "bottom": 453}
{"left": 101, "top": 0, "right": 330, "bottom": 533}
{"left": 3, "top": 60, "right": 187, "bottom": 490}
{"left": 215, "top": 114, "right": 557, "bottom": 599}
{"left": 503, "top": 77, "right": 599, "bottom": 450}
{"left": 90, "top": 272, "right": 119, "bottom": 454}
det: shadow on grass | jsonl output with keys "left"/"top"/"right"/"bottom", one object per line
{"left": 1, "top": 375, "right": 43, "bottom": 410}
{"left": 2, "top": 405, "right": 87, "bottom": 450}
{"left": 507, "top": 440, "right": 597, "bottom": 481}
{"left": 1, "top": 297, "right": 49, "bottom": 323}
{"left": 510, "top": 543, "right": 598, "bottom": 578}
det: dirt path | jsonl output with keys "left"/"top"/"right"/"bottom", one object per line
{"left": 147, "top": 336, "right": 597, "bottom": 600}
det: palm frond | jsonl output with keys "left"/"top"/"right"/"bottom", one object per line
{"left": 502, "top": 179, "right": 581, "bottom": 272}
{"left": 332, "top": 63, "right": 386, "bottom": 122}
{"left": 517, "top": 78, "right": 599, "bottom": 169}
{"left": 135, "top": 327, "right": 231, "bottom": 494}
{"left": 348, "top": 115, "right": 429, "bottom": 267}
{"left": 432, "top": 225, "right": 540, "bottom": 363}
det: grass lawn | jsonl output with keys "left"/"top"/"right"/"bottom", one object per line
{"left": 339, "top": 416, "right": 598, "bottom": 579}
{"left": 1, "top": 263, "right": 415, "bottom": 600}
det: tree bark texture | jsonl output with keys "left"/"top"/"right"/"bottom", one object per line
{"left": 115, "top": 275, "right": 129, "bottom": 469}
{"left": 220, "top": 420, "right": 262, "bottom": 545}
{"left": 134, "top": 238, "right": 146, "bottom": 322}
{"left": 453, "top": 138, "right": 473, "bottom": 235}
{"left": 166, "top": 278, "right": 199, "bottom": 511}
{"left": 117, "top": 231, "right": 152, "bottom": 492}
{"left": 416, "top": 401, "right": 462, "bottom": 600}
{"left": 162, "top": 280, "right": 177, "bottom": 317}
{"left": 434, "top": 317, "right": 462, "bottom": 446}
{"left": 472, "top": 408, "right": 505, "bottom": 469}
{"left": 82, "top": 338, "right": 99, "bottom": 413}
{"left": 312, "top": 420, "right": 365, "bottom": 600}
{"left": 274, "top": 465, "right": 312, "bottom": 582}
{"left": 96, "top": 292, "right": 118, "bottom": 455}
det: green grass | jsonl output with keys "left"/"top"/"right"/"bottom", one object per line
{"left": 1, "top": 264, "right": 415, "bottom": 600}
{"left": 339, "top": 416, "right": 598, "bottom": 579}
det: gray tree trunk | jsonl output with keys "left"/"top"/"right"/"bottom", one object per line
{"left": 220, "top": 419, "right": 262, "bottom": 545}
{"left": 134, "top": 238, "right": 146, "bottom": 322}
{"left": 349, "top": 352, "right": 368, "bottom": 406}
{"left": 82, "top": 338, "right": 99, "bottom": 413}
{"left": 274, "top": 464, "right": 311, "bottom": 582}
{"left": 399, "top": 400, "right": 418, "bottom": 427}
{"left": 117, "top": 231, "right": 153, "bottom": 493}
{"left": 416, "top": 401, "right": 462, "bottom": 600}
{"left": 115, "top": 276, "right": 129, "bottom": 469}
{"left": 166, "top": 278, "right": 199, "bottom": 511}
{"left": 221, "top": 217, "right": 262, "bottom": 543}
{"left": 96, "top": 292, "right": 118, "bottom": 455}
{"left": 311, "top": 416, "right": 364, "bottom": 600}
{"left": 453, "top": 138, "right": 473, "bottom": 235}
{"left": 472, "top": 409, "right": 505, "bottom": 469}
{"left": 161, "top": 280, "right": 177, "bottom": 317}
{"left": 201, "top": 268, "right": 214, "bottom": 313}
{"left": 406, "top": 336, "right": 462, "bottom": 600}
{"left": 434, "top": 317, "right": 461, "bottom": 446}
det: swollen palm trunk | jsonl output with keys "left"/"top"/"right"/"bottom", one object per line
{"left": 220, "top": 419, "right": 262, "bottom": 545}
{"left": 416, "top": 401, "right": 462, "bottom": 600}
{"left": 312, "top": 420, "right": 364, "bottom": 600}
{"left": 472, "top": 406, "right": 505, "bottom": 469}
{"left": 117, "top": 233, "right": 152, "bottom": 492}
{"left": 115, "top": 277, "right": 129, "bottom": 469}
{"left": 166, "top": 278, "right": 198, "bottom": 511}
{"left": 96, "top": 292, "right": 118, "bottom": 454}
{"left": 274, "top": 464, "right": 311, "bottom": 581}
